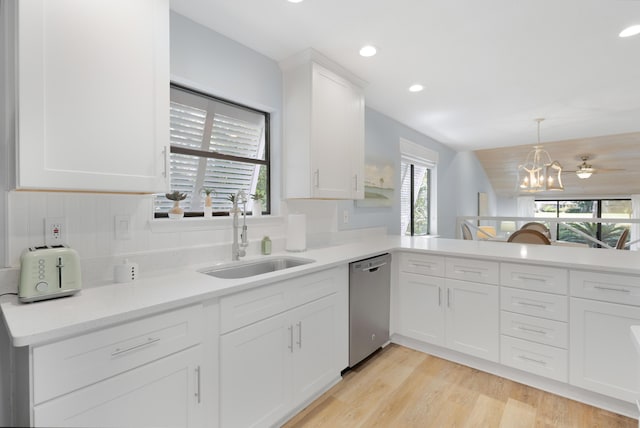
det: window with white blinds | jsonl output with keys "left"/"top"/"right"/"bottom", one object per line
{"left": 400, "top": 139, "right": 437, "bottom": 236}
{"left": 155, "top": 85, "right": 269, "bottom": 217}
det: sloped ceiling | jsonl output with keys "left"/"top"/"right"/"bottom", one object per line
{"left": 474, "top": 131, "right": 640, "bottom": 197}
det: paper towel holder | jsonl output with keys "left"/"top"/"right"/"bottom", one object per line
{"left": 286, "top": 213, "right": 307, "bottom": 252}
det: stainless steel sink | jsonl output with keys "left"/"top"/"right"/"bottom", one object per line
{"left": 199, "top": 256, "right": 314, "bottom": 279}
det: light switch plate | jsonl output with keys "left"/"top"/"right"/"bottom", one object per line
{"left": 115, "top": 215, "right": 132, "bottom": 240}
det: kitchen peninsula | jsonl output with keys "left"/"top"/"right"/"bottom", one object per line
{"left": 2, "top": 236, "right": 640, "bottom": 426}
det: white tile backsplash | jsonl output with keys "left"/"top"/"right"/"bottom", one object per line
{"left": 2, "top": 191, "right": 385, "bottom": 292}
{"left": 7, "top": 191, "right": 288, "bottom": 268}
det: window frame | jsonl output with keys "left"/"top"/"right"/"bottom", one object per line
{"left": 155, "top": 83, "right": 271, "bottom": 218}
{"left": 400, "top": 139, "right": 438, "bottom": 237}
{"left": 534, "top": 198, "right": 631, "bottom": 247}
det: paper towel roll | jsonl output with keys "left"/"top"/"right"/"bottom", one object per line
{"left": 286, "top": 214, "right": 306, "bottom": 252}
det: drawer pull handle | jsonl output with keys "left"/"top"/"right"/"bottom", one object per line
{"left": 447, "top": 288, "right": 451, "bottom": 308}
{"left": 593, "top": 285, "right": 630, "bottom": 293}
{"left": 518, "top": 326, "right": 547, "bottom": 335}
{"left": 411, "top": 262, "right": 435, "bottom": 268}
{"left": 516, "top": 275, "right": 547, "bottom": 283}
{"left": 111, "top": 337, "right": 160, "bottom": 357}
{"left": 458, "top": 269, "right": 483, "bottom": 275}
{"left": 438, "top": 287, "right": 442, "bottom": 307}
{"left": 518, "top": 301, "right": 547, "bottom": 310}
{"left": 297, "top": 321, "right": 302, "bottom": 349}
{"left": 519, "top": 355, "right": 547, "bottom": 366}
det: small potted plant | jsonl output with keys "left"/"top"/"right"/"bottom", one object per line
{"left": 250, "top": 190, "right": 265, "bottom": 217}
{"left": 165, "top": 191, "right": 187, "bottom": 219}
{"left": 226, "top": 193, "right": 239, "bottom": 215}
{"left": 201, "top": 187, "right": 216, "bottom": 218}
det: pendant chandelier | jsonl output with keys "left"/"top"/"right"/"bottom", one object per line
{"left": 517, "top": 119, "right": 564, "bottom": 192}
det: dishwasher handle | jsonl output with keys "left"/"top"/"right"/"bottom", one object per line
{"left": 361, "top": 261, "right": 388, "bottom": 272}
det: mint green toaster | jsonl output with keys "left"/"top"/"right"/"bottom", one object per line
{"left": 19, "top": 246, "right": 82, "bottom": 303}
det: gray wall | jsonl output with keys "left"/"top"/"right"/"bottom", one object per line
{"left": 339, "top": 109, "right": 494, "bottom": 238}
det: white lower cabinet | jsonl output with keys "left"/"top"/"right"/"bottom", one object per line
{"left": 501, "top": 335, "right": 567, "bottom": 382}
{"left": 445, "top": 279, "right": 499, "bottom": 362}
{"left": 26, "top": 303, "right": 209, "bottom": 428}
{"left": 397, "top": 272, "right": 445, "bottom": 345}
{"left": 570, "top": 297, "right": 640, "bottom": 402}
{"left": 219, "top": 266, "right": 347, "bottom": 428}
{"left": 34, "top": 346, "right": 203, "bottom": 428}
{"left": 291, "top": 296, "right": 340, "bottom": 401}
{"left": 396, "top": 267, "right": 499, "bottom": 362}
{"left": 220, "top": 311, "right": 290, "bottom": 428}
{"left": 220, "top": 294, "right": 339, "bottom": 428}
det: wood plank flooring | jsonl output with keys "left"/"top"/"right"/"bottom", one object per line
{"left": 283, "top": 344, "right": 637, "bottom": 428}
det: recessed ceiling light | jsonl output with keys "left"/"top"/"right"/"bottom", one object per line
{"left": 409, "top": 84, "right": 424, "bottom": 92}
{"left": 359, "top": 45, "right": 377, "bottom": 57}
{"left": 619, "top": 25, "right": 640, "bottom": 38}
{"left": 287, "top": 0, "right": 304, "bottom": 3}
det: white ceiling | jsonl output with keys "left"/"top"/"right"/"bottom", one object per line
{"left": 170, "top": 0, "right": 640, "bottom": 152}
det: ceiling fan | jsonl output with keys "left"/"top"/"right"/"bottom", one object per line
{"left": 563, "top": 155, "right": 624, "bottom": 179}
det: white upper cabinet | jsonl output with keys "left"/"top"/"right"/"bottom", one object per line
{"left": 9, "top": 0, "right": 169, "bottom": 193}
{"left": 281, "top": 49, "right": 365, "bottom": 199}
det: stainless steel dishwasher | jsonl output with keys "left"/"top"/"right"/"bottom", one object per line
{"left": 349, "top": 253, "right": 391, "bottom": 367}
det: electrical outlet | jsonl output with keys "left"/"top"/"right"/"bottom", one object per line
{"left": 343, "top": 209, "right": 349, "bottom": 224}
{"left": 45, "top": 217, "right": 67, "bottom": 246}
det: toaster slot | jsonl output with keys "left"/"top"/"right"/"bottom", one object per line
{"left": 56, "top": 257, "right": 63, "bottom": 288}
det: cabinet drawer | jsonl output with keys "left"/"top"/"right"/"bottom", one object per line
{"left": 290, "top": 266, "right": 344, "bottom": 309}
{"left": 501, "top": 287, "right": 568, "bottom": 322}
{"left": 501, "top": 335, "right": 567, "bottom": 382}
{"left": 399, "top": 253, "right": 445, "bottom": 277}
{"left": 33, "top": 304, "right": 203, "bottom": 405}
{"left": 445, "top": 257, "right": 499, "bottom": 285}
{"left": 570, "top": 270, "right": 640, "bottom": 305}
{"left": 220, "top": 268, "right": 341, "bottom": 334}
{"left": 501, "top": 311, "right": 568, "bottom": 348}
{"left": 501, "top": 263, "right": 568, "bottom": 294}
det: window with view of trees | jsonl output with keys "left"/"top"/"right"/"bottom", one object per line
{"left": 400, "top": 139, "right": 437, "bottom": 236}
{"left": 534, "top": 199, "right": 631, "bottom": 248}
{"left": 400, "top": 162, "right": 431, "bottom": 236}
{"left": 155, "top": 84, "right": 270, "bottom": 217}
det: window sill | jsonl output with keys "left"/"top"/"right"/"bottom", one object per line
{"left": 148, "top": 215, "right": 285, "bottom": 233}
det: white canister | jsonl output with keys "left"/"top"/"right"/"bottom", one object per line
{"left": 286, "top": 214, "right": 306, "bottom": 252}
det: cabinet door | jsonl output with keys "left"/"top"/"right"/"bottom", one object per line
{"left": 310, "top": 64, "right": 360, "bottom": 199}
{"left": 291, "top": 295, "right": 340, "bottom": 407}
{"left": 570, "top": 297, "right": 640, "bottom": 402}
{"left": 16, "top": 0, "right": 169, "bottom": 192}
{"left": 220, "top": 313, "right": 291, "bottom": 428}
{"left": 397, "top": 272, "right": 445, "bottom": 345}
{"left": 445, "top": 279, "right": 499, "bottom": 362}
{"left": 33, "top": 346, "right": 203, "bottom": 428}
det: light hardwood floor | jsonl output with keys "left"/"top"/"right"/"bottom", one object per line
{"left": 283, "top": 344, "right": 637, "bottom": 428}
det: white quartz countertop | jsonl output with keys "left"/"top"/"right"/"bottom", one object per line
{"left": 3, "top": 236, "right": 640, "bottom": 347}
